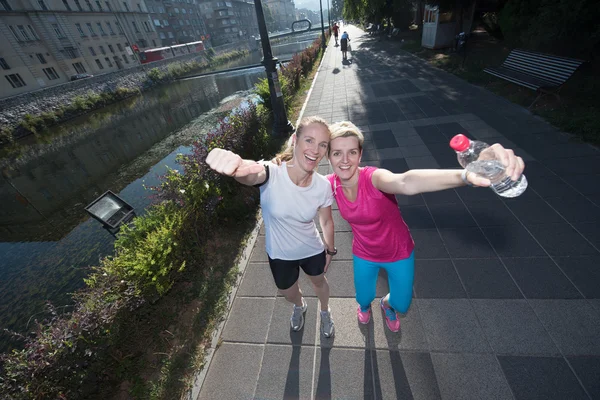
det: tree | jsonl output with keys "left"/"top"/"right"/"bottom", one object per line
{"left": 264, "top": 5, "right": 276, "bottom": 32}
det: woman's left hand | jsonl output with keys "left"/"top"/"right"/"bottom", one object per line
{"left": 467, "top": 143, "right": 525, "bottom": 187}
{"left": 324, "top": 254, "right": 332, "bottom": 273}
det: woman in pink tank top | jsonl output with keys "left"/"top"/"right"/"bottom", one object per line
{"left": 326, "top": 121, "right": 525, "bottom": 332}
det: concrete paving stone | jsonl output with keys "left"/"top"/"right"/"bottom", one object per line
{"left": 553, "top": 256, "right": 600, "bottom": 299}
{"left": 471, "top": 299, "right": 560, "bottom": 355}
{"left": 197, "top": 343, "right": 263, "bottom": 400}
{"left": 428, "top": 202, "right": 478, "bottom": 229}
{"left": 318, "top": 298, "right": 368, "bottom": 348}
{"left": 469, "top": 127, "right": 501, "bottom": 139}
{"left": 367, "top": 122, "right": 390, "bottom": 131}
{"left": 380, "top": 158, "right": 409, "bottom": 173}
{"left": 392, "top": 134, "right": 425, "bottom": 146}
{"left": 396, "top": 192, "right": 426, "bottom": 206}
{"left": 465, "top": 200, "right": 521, "bottom": 227}
{"left": 377, "top": 147, "right": 404, "bottom": 160}
{"left": 422, "top": 188, "right": 461, "bottom": 204}
{"left": 250, "top": 235, "right": 268, "bottom": 262}
{"left": 498, "top": 355, "right": 589, "bottom": 400}
{"left": 404, "top": 112, "right": 428, "bottom": 121}
{"left": 502, "top": 257, "right": 582, "bottom": 299}
{"left": 221, "top": 297, "right": 275, "bottom": 343}
{"left": 333, "top": 231, "right": 354, "bottom": 260}
{"left": 360, "top": 146, "right": 380, "bottom": 162}
{"left": 314, "top": 348, "right": 375, "bottom": 400}
{"left": 430, "top": 353, "right": 513, "bottom": 400}
{"left": 373, "top": 351, "right": 440, "bottom": 400}
{"left": 417, "top": 299, "right": 491, "bottom": 352}
{"left": 526, "top": 223, "right": 599, "bottom": 257}
{"left": 236, "top": 262, "right": 278, "bottom": 297}
{"left": 400, "top": 205, "right": 436, "bottom": 229}
{"left": 370, "top": 299, "right": 428, "bottom": 351}
{"left": 455, "top": 185, "right": 506, "bottom": 203}
{"left": 438, "top": 227, "right": 497, "bottom": 258}
{"left": 503, "top": 198, "right": 565, "bottom": 226}
{"left": 267, "top": 297, "right": 318, "bottom": 346}
{"left": 416, "top": 126, "right": 450, "bottom": 144}
{"left": 399, "top": 144, "right": 432, "bottom": 157}
{"left": 454, "top": 258, "right": 523, "bottom": 299}
{"left": 573, "top": 222, "right": 600, "bottom": 249}
{"left": 371, "top": 129, "right": 399, "bottom": 149}
{"left": 544, "top": 155, "right": 600, "bottom": 176}
{"left": 529, "top": 176, "right": 579, "bottom": 199}
{"left": 414, "top": 259, "right": 467, "bottom": 299}
{"left": 481, "top": 225, "right": 547, "bottom": 257}
{"left": 411, "top": 229, "right": 450, "bottom": 259}
{"left": 545, "top": 194, "right": 600, "bottom": 223}
{"left": 567, "top": 356, "right": 600, "bottom": 399}
{"left": 530, "top": 299, "right": 600, "bottom": 355}
{"left": 560, "top": 173, "right": 600, "bottom": 196}
{"left": 322, "top": 259, "right": 356, "bottom": 298}
{"left": 389, "top": 123, "right": 418, "bottom": 138}
{"left": 254, "top": 344, "right": 316, "bottom": 400}
{"left": 315, "top": 209, "right": 352, "bottom": 232}
{"left": 435, "top": 122, "right": 466, "bottom": 138}
{"left": 405, "top": 155, "right": 440, "bottom": 169}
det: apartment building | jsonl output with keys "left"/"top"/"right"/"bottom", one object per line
{"left": 144, "top": 0, "right": 208, "bottom": 46}
{"left": 0, "top": 0, "right": 159, "bottom": 97}
{"left": 264, "top": 0, "right": 295, "bottom": 32}
{"left": 199, "top": 0, "right": 258, "bottom": 47}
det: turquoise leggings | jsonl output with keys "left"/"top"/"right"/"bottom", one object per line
{"left": 353, "top": 251, "right": 414, "bottom": 313}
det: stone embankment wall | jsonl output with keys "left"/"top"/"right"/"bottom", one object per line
{"left": 0, "top": 43, "right": 250, "bottom": 130}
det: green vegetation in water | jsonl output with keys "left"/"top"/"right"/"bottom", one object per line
{"left": 0, "top": 32, "right": 329, "bottom": 400}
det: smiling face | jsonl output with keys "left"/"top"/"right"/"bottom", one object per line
{"left": 328, "top": 136, "right": 362, "bottom": 182}
{"left": 292, "top": 122, "right": 330, "bottom": 172}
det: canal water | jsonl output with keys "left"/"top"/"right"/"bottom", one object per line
{"left": 0, "top": 34, "right": 319, "bottom": 350}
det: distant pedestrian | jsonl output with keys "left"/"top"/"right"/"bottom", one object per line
{"left": 340, "top": 31, "right": 350, "bottom": 59}
{"left": 332, "top": 23, "right": 339, "bottom": 46}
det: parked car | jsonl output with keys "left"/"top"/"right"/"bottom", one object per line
{"left": 70, "top": 73, "right": 94, "bottom": 81}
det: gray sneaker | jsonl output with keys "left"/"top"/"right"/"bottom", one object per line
{"left": 291, "top": 298, "right": 308, "bottom": 331}
{"left": 320, "top": 308, "right": 335, "bottom": 338}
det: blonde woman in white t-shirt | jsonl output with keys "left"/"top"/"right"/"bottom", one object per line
{"left": 206, "top": 116, "right": 337, "bottom": 338}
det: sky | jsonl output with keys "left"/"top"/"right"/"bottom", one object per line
{"left": 294, "top": 0, "right": 327, "bottom": 12}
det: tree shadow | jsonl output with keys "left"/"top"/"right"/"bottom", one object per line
{"left": 283, "top": 324, "right": 305, "bottom": 398}
{"left": 315, "top": 346, "right": 331, "bottom": 399}
{"left": 333, "top": 67, "right": 341, "bottom": 74}
{"left": 342, "top": 59, "right": 353, "bottom": 66}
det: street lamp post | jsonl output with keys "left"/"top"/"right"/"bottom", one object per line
{"left": 319, "top": 0, "right": 326, "bottom": 51}
{"left": 327, "top": 0, "right": 331, "bottom": 28}
{"left": 253, "top": 0, "right": 294, "bottom": 136}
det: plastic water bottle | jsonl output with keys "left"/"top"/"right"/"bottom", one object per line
{"left": 450, "top": 134, "right": 527, "bottom": 198}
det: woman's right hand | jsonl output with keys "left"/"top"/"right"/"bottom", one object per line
{"left": 206, "top": 148, "right": 264, "bottom": 177}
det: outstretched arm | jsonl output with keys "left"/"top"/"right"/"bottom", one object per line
{"left": 371, "top": 143, "right": 525, "bottom": 196}
{"left": 318, "top": 206, "right": 335, "bottom": 272}
{"left": 206, "top": 148, "right": 267, "bottom": 186}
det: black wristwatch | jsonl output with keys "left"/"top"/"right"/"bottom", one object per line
{"left": 326, "top": 247, "right": 337, "bottom": 256}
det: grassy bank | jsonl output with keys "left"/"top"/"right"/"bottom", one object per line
{"left": 399, "top": 30, "right": 599, "bottom": 145}
{"left": 0, "top": 34, "right": 327, "bottom": 400}
{"left": 0, "top": 49, "right": 249, "bottom": 151}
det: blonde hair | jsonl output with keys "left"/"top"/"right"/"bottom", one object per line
{"left": 275, "top": 116, "right": 330, "bottom": 163}
{"left": 328, "top": 121, "right": 365, "bottom": 155}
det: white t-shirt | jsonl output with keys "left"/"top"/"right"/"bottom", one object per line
{"left": 260, "top": 161, "right": 334, "bottom": 260}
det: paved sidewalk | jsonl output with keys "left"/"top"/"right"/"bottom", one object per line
{"left": 196, "top": 25, "right": 600, "bottom": 400}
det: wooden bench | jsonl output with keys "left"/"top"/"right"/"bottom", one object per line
{"left": 484, "top": 49, "right": 586, "bottom": 108}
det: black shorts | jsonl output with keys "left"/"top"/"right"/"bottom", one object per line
{"left": 268, "top": 251, "right": 326, "bottom": 290}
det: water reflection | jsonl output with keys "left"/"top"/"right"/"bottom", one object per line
{"left": 0, "top": 67, "right": 265, "bottom": 347}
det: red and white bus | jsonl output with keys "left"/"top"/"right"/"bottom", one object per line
{"left": 139, "top": 41, "right": 205, "bottom": 64}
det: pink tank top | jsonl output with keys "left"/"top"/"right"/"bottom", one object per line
{"left": 328, "top": 167, "right": 415, "bottom": 262}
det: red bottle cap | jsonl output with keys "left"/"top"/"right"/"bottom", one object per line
{"left": 450, "top": 134, "right": 470, "bottom": 152}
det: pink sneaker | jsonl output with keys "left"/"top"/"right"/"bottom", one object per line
{"left": 380, "top": 297, "right": 400, "bottom": 332}
{"left": 357, "top": 305, "right": 371, "bottom": 324}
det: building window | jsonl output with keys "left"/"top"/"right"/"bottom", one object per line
{"left": 36, "top": 53, "right": 47, "bottom": 63}
{"left": 122, "top": 54, "right": 129, "bottom": 63}
{"left": 97, "top": 22, "right": 106, "bottom": 35}
{"left": 17, "top": 25, "right": 32, "bottom": 41}
{"left": 136, "top": 2, "right": 141, "bottom": 11}
{"left": 143, "top": 21, "right": 151, "bottom": 32}
{"left": 163, "top": 20, "right": 168, "bottom": 26}
{"left": 64, "top": 47, "right": 78, "bottom": 58}
{"left": 168, "top": 31, "right": 174, "bottom": 38}
{"left": 75, "top": 23, "right": 86, "bottom": 37}
{"left": 74, "top": 0, "right": 83, "bottom": 10}
{"left": 115, "top": 20, "right": 123, "bottom": 33}
{"left": 52, "top": 24, "right": 66, "bottom": 38}
{"left": 42, "top": 67, "right": 60, "bottom": 80}
{"left": 181, "top": 7, "right": 186, "bottom": 13}
{"left": 106, "top": 22, "right": 115, "bottom": 34}
{"left": 95, "top": 0, "right": 102, "bottom": 10}
{"left": 179, "top": 20, "right": 183, "bottom": 26}
{"left": 86, "top": 23, "right": 96, "bottom": 36}
{"left": 159, "top": 32, "right": 166, "bottom": 39}
{"left": 147, "top": 5, "right": 153, "bottom": 12}
{"left": 99, "top": 45, "right": 106, "bottom": 54}
{"left": 186, "top": 20, "right": 190, "bottom": 25}
{"left": 28, "top": 25, "right": 39, "bottom": 40}
{"left": 132, "top": 21, "right": 139, "bottom": 32}
{"left": 73, "top": 62, "right": 86, "bottom": 73}
{"left": 153, "top": 18, "right": 160, "bottom": 26}
{"left": 37, "top": 0, "right": 48, "bottom": 10}
{"left": 5, "top": 74, "right": 26, "bottom": 88}
{"left": 0, "top": 0, "right": 13, "bottom": 11}
{"left": 152, "top": 39, "right": 156, "bottom": 46}
{"left": 105, "top": 1, "right": 111, "bottom": 10}
{"left": 116, "top": 43, "right": 123, "bottom": 51}
{"left": 85, "top": 0, "right": 93, "bottom": 10}
{"left": 62, "top": 0, "right": 72, "bottom": 10}
{"left": 0, "top": 57, "right": 10, "bottom": 69}
{"left": 89, "top": 46, "right": 96, "bottom": 55}
{"left": 95, "top": 59, "right": 104, "bottom": 69}
{"left": 174, "top": 7, "right": 178, "bottom": 13}
{"left": 108, "top": 44, "right": 114, "bottom": 53}
{"left": 105, "top": 57, "right": 113, "bottom": 67}
{"left": 122, "top": 1, "right": 129, "bottom": 11}
{"left": 8, "top": 26, "right": 22, "bottom": 41}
